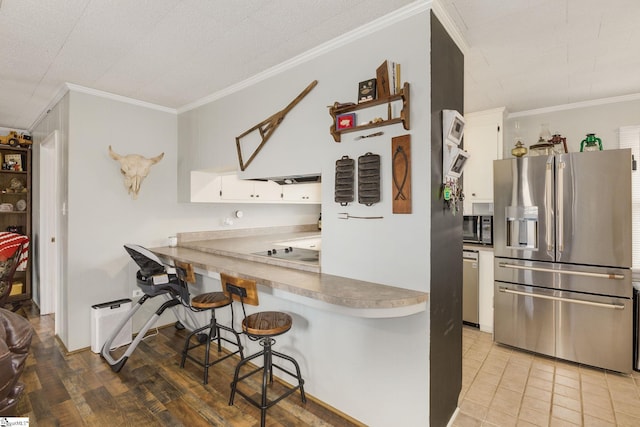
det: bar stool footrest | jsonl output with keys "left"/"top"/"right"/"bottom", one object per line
{"left": 180, "top": 316, "right": 244, "bottom": 385}
{"left": 229, "top": 350, "right": 307, "bottom": 407}
{"left": 234, "top": 382, "right": 304, "bottom": 412}
{"left": 183, "top": 346, "right": 242, "bottom": 369}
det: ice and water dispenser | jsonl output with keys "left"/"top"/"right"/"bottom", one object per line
{"left": 505, "top": 206, "right": 539, "bottom": 250}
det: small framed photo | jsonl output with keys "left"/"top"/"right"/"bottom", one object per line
{"left": 336, "top": 113, "right": 356, "bottom": 130}
{"left": 3, "top": 154, "right": 22, "bottom": 171}
{"left": 358, "top": 78, "right": 377, "bottom": 103}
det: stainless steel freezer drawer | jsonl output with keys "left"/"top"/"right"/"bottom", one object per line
{"left": 554, "top": 288, "right": 631, "bottom": 373}
{"left": 494, "top": 283, "right": 555, "bottom": 358}
{"left": 495, "top": 282, "right": 632, "bottom": 373}
{"left": 495, "top": 258, "right": 632, "bottom": 299}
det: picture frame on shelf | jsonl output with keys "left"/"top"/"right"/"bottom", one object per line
{"left": 3, "top": 154, "right": 22, "bottom": 171}
{"left": 376, "top": 60, "right": 391, "bottom": 98}
{"left": 336, "top": 113, "right": 356, "bottom": 130}
{"left": 357, "top": 79, "right": 376, "bottom": 103}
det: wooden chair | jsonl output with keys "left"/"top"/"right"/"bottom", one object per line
{"left": 179, "top": 264, "right": 243, "bottom": 385}
{"left": 222, "top": 273, "right": 306, "bottom": 427}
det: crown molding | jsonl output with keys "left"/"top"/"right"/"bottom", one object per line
{"left": 31, "top": 83, "right": 176, "bottom": 131}
{"left": 508, "top": 92, "right": 640, "bottom": 118}
{"left": 178, "top": 0, "right": 433, "bottom": 114}
{"left": 32, "top": 0, "right": 451, "bottom": 127}
{"left": 65, "top": 83, "right": 176, "bottom": 113}
{"left": 431, "top": 0, "right": 468, "bottom": 54}
{"left": 29, "top": 83, "right": 71, "bottom": 131}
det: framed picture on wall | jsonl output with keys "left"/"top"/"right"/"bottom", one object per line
{"left": 3, "top": 154, "right": 22, "bottom": 171}
{"left": 336, "top": 113, "right": 356, "bottom": 130}
{"left": 357, "top": 79, "right": 377, "bottom": 103}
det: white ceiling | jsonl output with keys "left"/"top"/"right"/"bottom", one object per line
{"left": 443, "top": 0, "right": 640, "bottom": 114}
{"left": 1, "top": 0, "right": 639, "bottom": 130}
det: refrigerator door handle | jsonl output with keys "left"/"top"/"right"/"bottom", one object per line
{"left": 498, "top": 262, "right": 626, "bottom": 280}
{"left": 498, "top": 287, "right": 625, "bottom": 310}
{"left": 557, "top": 161, "right": 565, "bottom": 252}
{"left": 545, "top": 159, "right": 554, "bottom": 251}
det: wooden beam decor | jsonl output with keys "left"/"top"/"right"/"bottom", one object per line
{"left": 235, "top": 80, "right": 318, "bottom": 171}
{"left": 392, "top": 134, "right": 412, "bottom": 214}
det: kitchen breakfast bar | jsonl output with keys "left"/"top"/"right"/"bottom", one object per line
{"left": 150, "top": 227, "right": 428, "bottom": 318}
{"left": 146, "top": 226, "right": 430, "bottom": 426}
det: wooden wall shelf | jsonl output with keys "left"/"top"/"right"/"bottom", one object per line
{"left": 329, "top": 82, "right": 410, "bottom": 142}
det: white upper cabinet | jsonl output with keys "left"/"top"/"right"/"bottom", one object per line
{"left": 191, "top": 170, "right": 222, "bottom": 202}
{"left": 281, "top": 182, "right": 321, "bottom": 203}
{"left": 220, "top": 174, "right": 281, "bottom": 202}
{"left": 462, "top": 108, "right": 505, "bottom": 214}
{"left": 190, "top": 171, "right": 320, "bottom": 204}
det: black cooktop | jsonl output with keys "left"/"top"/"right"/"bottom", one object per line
{"left": 251, "top": 246, "right": 319, "bottom": 263}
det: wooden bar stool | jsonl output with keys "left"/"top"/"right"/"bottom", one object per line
{"left": 222, "top": 273, "right": 306, "bottom": 427}
{"left": 179, "top": 264, "right": 243, "bottom": 385}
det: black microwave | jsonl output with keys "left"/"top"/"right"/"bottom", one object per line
{"left": 463, "top": 215, "right": 493, "bottom": 245}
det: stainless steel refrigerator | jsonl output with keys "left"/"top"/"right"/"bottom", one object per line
{"left": 493, "top": 149, "right": 632, "bottom": 373}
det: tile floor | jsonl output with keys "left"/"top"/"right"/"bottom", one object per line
{"left": 453, "top": 326, "right": 640, "bottom": 426}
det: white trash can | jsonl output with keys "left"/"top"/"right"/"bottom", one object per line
{"left": 91, "top": 299, "right": 132, "bottom": 353}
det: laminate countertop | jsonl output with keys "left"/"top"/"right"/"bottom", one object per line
{"left": 150, "top": 227, "right": 428, "bottom": 318}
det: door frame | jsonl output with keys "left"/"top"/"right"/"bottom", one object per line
{"left": 39, "top": 130, "right": 61, "bottom": 329}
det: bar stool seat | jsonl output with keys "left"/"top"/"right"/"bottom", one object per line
{"left": 243, "top": 311, "right": 292, "bottom": 336}
{"left": 191, "top": 291, "right": 230, "bottom": 310}
{"left": 180, "top": 287, "right": 243, "bottom": 385}
{"left": 222, "top": 273, "right": 306, "bottom": 427}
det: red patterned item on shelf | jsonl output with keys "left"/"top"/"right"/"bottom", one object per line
{"left": 0, "top": 232, "right": 29, "bottom": 271}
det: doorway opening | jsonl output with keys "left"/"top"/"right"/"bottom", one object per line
{"left": 39, "top": 130, "right": 62, "bottom": 335}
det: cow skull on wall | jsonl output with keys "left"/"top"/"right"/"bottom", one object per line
{"left": 108, "top": 145, "right": 164, "bottom": 199}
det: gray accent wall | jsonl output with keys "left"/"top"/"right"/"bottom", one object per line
{"left": 430, "top": 11, "right": 464, "bottom": 427}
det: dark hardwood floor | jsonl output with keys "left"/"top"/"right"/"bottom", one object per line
{"left": 11, "top": 303, "right": 363, "bottom": 426}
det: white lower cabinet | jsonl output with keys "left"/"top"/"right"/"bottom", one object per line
{"left": 478, "top": 249, "right": 494, "bottom": 333}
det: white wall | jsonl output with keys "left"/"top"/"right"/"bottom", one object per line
{"left": 504, "top": 97, "right": 640, "bottom": 156}
{"left": 28, "top": 4, "right": 438, "bottom": 425}
{"left": 179, "top": 11, "right": 432, "bottom": 291}
{"left": 320, "top": 13, "right": 431, "bottom": 289}
{"left": 176, "top": 7, "right": 433, "bottom": 426}
{"left": 191, "top": 272, "right": 429, "bottom": 427}
{"left": 31, "top": 89, "right": 319, "bottom": 351}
